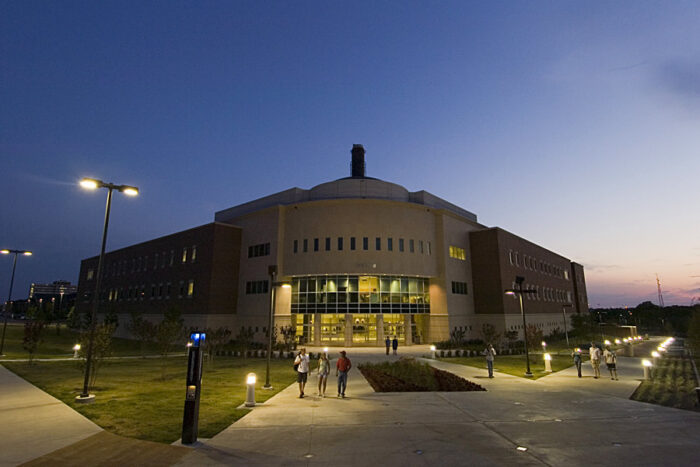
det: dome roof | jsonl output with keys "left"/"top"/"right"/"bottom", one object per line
{"left": 309, "top": 177, "right": 410, "bottom": 202}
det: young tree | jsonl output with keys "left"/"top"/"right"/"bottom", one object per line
{"left": 504, "top": 330, "right": 519, "bottom": 350}
{"left": 279, "top": 325, "right": 296, "bottom": 351}
{"left": 128, "top": 312, "right": 157, "bottom": 358}
{"left": 23, "top": 321, "right": 45, "bottom": 364}
{"left": 156, "top": 307, "right": 185, "bottom": 359}
{"left": 525, "top": 324, "right": 544, "bottom": 351}
{"left": 450, "top": 327, "right": 466, "bottom": 346}
{"left": 78, "top": 323, "right": 116, "bottom": 390}
{"left": 481, "top": 323, "right": 501, "bottom": 346}
{"left": 688, "top": 311, "right": 700, "bottom": 355}
{"left": 235, "top": 326, "right": 255, "bottom": 356}
{"left": 203, "top": 327, "right": 232, "bottom": 367}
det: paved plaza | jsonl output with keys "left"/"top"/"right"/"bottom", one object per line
{"left": 2, "top": 341, "right": 699, "bottom": 466}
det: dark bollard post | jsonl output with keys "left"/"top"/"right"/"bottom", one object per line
{"left": 182, "top": 332, "right": 206, "bottom": 444}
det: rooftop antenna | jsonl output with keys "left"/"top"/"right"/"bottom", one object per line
{"left": 656, "top": 273, "right": 665, "bottom": 308}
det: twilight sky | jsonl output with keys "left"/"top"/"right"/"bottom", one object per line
{"left": 1, "top": 1, "right": 699, "bottom": 308}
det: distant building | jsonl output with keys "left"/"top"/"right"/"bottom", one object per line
{"left": 28, "top": 280, "right": 77, "bottom": 303}
{"left": 77, "top": 145, "right": 588, "bottom": 345}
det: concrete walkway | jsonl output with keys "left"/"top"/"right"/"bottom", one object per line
{"left": 174, "top": 348, "right": 700, "bottom": 466}
{"left": 0, "top": 365, "right": 102, "bottom": 467}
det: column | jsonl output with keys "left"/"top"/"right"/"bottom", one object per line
{"left": 314, "top": 314, "right": 321, "bottom": 346}
{"left": 344, "top": 313, "right": 353, "bottom": 347}
{"left": 404, "top": 314, "right": 413, "bottom": 345}
{"left": 376, "top": 313, "right": 385, "bottom": 345}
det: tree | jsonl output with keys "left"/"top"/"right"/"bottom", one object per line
{"left": 104, "top": 307, "right": 119, "bottom": 330}
{"left": 450, "top": 327, "right": 466, "bottom": 346}
{"left": 504, "top": 330, "right": 518, "bottom": 349}
{"left": 525, "top": 324, "right": 544, "bottom": 351}
{"left": 688, "top": 311, "right": 700, "bottom": 355}
{"left": 156, "top": 307, "right": 185, "bottom": 359}
{"left": 65, "top": 306, "right": 81, "bottom": 330}
{"left": 128, "top": 312, "right": 157, "bottom": 358}
{"left": 481, "top": 323, "right": 500, "bottom": 346}
{"left": 571, "top": 312, "right": 594, "bottom": 339}
{"left": 235, "top": 326, "right": 255, "bottom": 355}
{"left": 279, "top": 325, "right": 296, "bottom": 351}
{"left": 23, "top": 321, "right": 45, "bottom": 364}
{"left": 78, "top": 323, "right": 116, "bottom": 390}
{"left": 203, "top": 327, "right": 232, "bottom": 367}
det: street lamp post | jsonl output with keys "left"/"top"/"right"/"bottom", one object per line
{"left": 264, "top": 264, "right": 290, "bottom": 389}
{"left": 77, "top": 178, "right": 138, "bottom": 403}
{"left": 562, "top": 303, "right": 572, "bottom": 348}
{"left": 505, "top": 276, "right": 537, "bottom": 377}
{"left": 0, "top": 249, "right": 33, "bottom": 355}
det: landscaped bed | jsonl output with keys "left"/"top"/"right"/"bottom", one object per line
{"left": 439, "top": 354, "right": 578, "bottom": 379}
{"left": 359, "top": 358, "right": 485, "bottom": 392}
{"left": 631, "top": 356, "right": 700, "bottom": 412}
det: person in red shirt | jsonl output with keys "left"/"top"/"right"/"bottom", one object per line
{"left": 335, "top": 350, "right": 352, "bottom": 398}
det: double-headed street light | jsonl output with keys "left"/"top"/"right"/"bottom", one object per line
{"left": 264, "top": 265, "right": 291, "bottom": 389}
{"left": 505, "top": 276, "right": 537, "bottom": 377}
{"left": 77, "top": 177, "right": 138, "bottom": 403}
{"left": 0, "top": 249, "right": 33, "bottom": 355}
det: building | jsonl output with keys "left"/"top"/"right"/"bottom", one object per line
{"left": 28, "top": 280, "right": 78, "bottom": 302}
{"left": 77, "top": 145, "right": 588, "bottom": 346}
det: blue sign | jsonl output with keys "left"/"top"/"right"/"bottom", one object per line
{"left": 190, "top": 332, "right": 206, "bottom": 347}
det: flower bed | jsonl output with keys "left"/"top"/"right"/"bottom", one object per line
{"left": 359, "top": 358, "right": 485, "bottom": 392}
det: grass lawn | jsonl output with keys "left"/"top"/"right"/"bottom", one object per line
{"left": 440, "top": 354, "right": 581, "bottom": 379}
{"left": 4, "top": 356, "right": 296, "bottom": 443}
{"left": 631, "top": 356, "right": 699, "bottom": 412}
{"left": 0, "top": 323, "right": 166, "bottom": 359}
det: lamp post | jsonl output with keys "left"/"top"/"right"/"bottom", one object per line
{"left": 264, "top": 265, "right": 291, "bottom": 389}
{"left": 505, "top": 276, "right": 537, "bottom": 377}
{"left": 77, "top": 178, "right": 138, "bottom": 403}
{"left": 0, "top": 249, "right": 33, "bottom": 355}
{"left": 562, "top": 303, "right": 572, "bottom": 348}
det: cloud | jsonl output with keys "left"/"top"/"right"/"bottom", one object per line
{"left": 655, "top": 57, "right": 700, "bottom": 108}
{"left": 583, "top": 263, "right": 622, "bottom": 273}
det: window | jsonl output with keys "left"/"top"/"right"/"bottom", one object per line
{"left": 419, "top": 240, "right": 424, "bottom": 254}
{"left": 564, "top": 270, "right": 569, "bottom": 280}
{"left": 363, "top": 237, "right": 368, "bottom": 250}
{"left": 350, "top": 237, "right": 356, "bottom": 250}
{"left": 245, "top": 280, "right": 269, "bottom": 294}
{"left": 509, "top": 250, "right": 513, "bottom": 265}
{"left": 86, "top": 269, "right": 94, "bottom": 280}
{"left": 248, "top": 243, "right": 271, "bottom": 258}
{"left": 314, "top": 238, "right": 319, "bottom": 252}
{"left": 338, "top": 237, "right": 343, "bottom": 251}
{"left": 181, "top": 248, "right": 187, "bottom": 263}
{"left": 303, "top": 239, "right": 308, "bottom": 252}
{"left": 191, "top": 245, "right": 197, "bottom": 263}
{"left": 166, "top": 282, "right": 171, "bottom": 298}
{"left": 170, "top": 250, "right": 174, "bottom": 266}
{"left": 428, "top": 241, "right": 431, "bottom": 255}
{"left": 325, "top": 237, "right": 331, "bottom": 251}
{"left": 409, "top": 239, "right": 415, "bottom": 253}
{"left": 451, "top": 281, "right": 468, "bottom": 295}
{"left": 399, "top": 238, "right": 405, "bottom": 252}
{"left": 294, "top": 240, "right": 298, "bottom": 254}
{"left": 187, "top": 280, "right": 195, "bottom": 297}
{"left": 154, "top": 253, "right": 159, "bottom": 270}
{"left": 376, "top": 237, "right": 381, "bottom": 251}
{"left": 388, "top": 238, "right": 393, "bottom": 251}
{"left": 179, "top": 281, "right": 185, "bottom": 297}
{"left": 449, "top": 246, "right": 466, "bottom": 260}
{"left": 161, "top": 251, "right": 166, "bottom": 268}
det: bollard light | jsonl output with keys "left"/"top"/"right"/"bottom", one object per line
{"left": 430, "top": 344, "right": 437, "bottom": 359}
{"left": 604, "top": 340, "right": 611, "bottom": 346}
{"left": 323, "top": 347, "right": 329, "bottom": 354}
{"left": 642, "top": 359, "right": 653, "bottom": 380}
{"left": 541, "top": 341, "right": 547, "bottom": 348}
{"left": 614, "top": 339, "right": 621, "bottom": 345}
{"left": 245, "top": 373, "right": 257, "bottom": 407}
{"left": 73, "top": 344, "right": 81, "bottom": 358}
{"left": 651, "top": 351, "right": 660, "bottom": 358}
{"left": 544, "top": 353, "right": 552, "bottom": 372}
{"left": 623, "top": 338, "right": 628, "bottom": 343}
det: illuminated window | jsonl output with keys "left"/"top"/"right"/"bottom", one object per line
{"left": 181, "top": 248, "right": 187, "bottom": 263}
{"left": 86, "top": 269, "right": 94, "bottom": 280}
{"left": 191, "top": 245, "right": 197, "bottom": 263}
{"left": 187, "top": 280, "right": 194, "bottom": 297}
{"left": 449, "top": 246, "right": 466, "bottom": 260}
{"left": 564, "top": 270, "right": 569, "bottom": 280}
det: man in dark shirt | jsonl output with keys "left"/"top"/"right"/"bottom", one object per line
{"left": 336, "top": 350, "right": 352, "bottom": 398}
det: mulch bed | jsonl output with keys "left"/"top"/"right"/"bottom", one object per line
{"left": 360, "top": 365, "right": 485, "bottom": 392}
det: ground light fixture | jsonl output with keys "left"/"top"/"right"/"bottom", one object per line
{"left": 0, "top": 248, "right": 33, "bottom": 355}
{"left": 604, "top": 340, "right": 611, "bottom": 346}
{"left": 323, "top": 346, "right": 329, "bottom": 354}
{"left": 76, "top": 177, "right": 138, "bottom": 404}
{"left": 544, "top": 353, "right": 552, "bottom": 372}
{"left": 73, "top": 344, "right": 81, "bottom": 358}
{"left": 615, "top": 339, "right": 621, "bottom": 345}
{"left": 245, "top": 373, "right": 257, "bottom": 407}
{"left": 430, "top": 345, "right": 437, "bottom": 359}
{"left": 504, "top": 276, "right": 537, "bottom": 377}
{"left": 642, "top": 359, "right": 653, "bottom": 380}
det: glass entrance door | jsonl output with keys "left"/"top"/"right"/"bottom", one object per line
{"left": 320, "top": 314, "right": 345, "bottom": 344}
{"left": 383, "top": 314, "right": 405, "bottom": 343}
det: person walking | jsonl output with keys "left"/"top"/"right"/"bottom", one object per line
{"left": 317, "top": 352, "right": 330, "bottom": 397}
{"left": 294, "top": 348, "right": 310, "bottom": 398}
{"left": 589, "top": 342, "right": 601, "bottom": 379}
{"left": 336, "top": 350, "right": 352, "bottom": 398}
{"left": 385, "top": 336, "right": 391, "bottom": 355}
{"left": 483, "top": 343, "right": 497, "bottom": 378}
{"left": 603, "top": 347, "right": 618, "bottom": 380}
{"left": 392, "top": 336, "right": 398, "bottom": 355}
{"left": 572, "top": 348, "right": 583, "bottom": 378}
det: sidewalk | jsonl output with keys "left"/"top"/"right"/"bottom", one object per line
{"left": 0, "top": 364, "right": 102, "bottom": 467}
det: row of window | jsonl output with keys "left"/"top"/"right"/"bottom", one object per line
{"left": 508, "top": 250, "right": 569, "bottom": 280}
{"left": 509, "top": 281, "right": 572, "bottom": 303}
{"left": 451, "top": 281, "right": 468, "bottom": 295}
{"left": 509, "top": 320, "right": 563, "bottom": 331}
{"left": 245, "top": 280, "right": 270, "bottom": 294}
{"left": 293, "top": 237, "right": 432, "bottom": 255}
{"left": 248, "top": 243, "right": 270, "bottom": 258}
{"left": 449, "top": 246, "right": 466, "bottom": 261}
{"left": 86, "top": 246, "right": 197, "bottom": 281}
{"left": 86, "top": 280, "right": 195, "bottom": 302}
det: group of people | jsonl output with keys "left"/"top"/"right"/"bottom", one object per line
{"left": 580, "top": 343, "right": 619, "bottom": 380}
{"left": 481, "top": 342, "right": 620, "bottom": 380}
{"left": 293, "top": 348, "right": 352, "bottom": 399}
{"left": 385, "top": 336, "right": 399, "bottom": 355}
